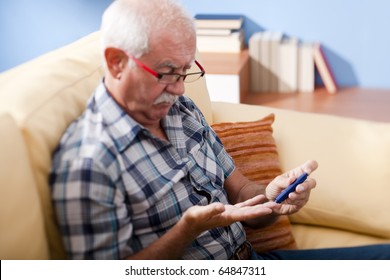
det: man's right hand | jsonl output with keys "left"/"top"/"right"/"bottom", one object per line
{"left": 126, "top": 195, "right": 275, "bottom": 260}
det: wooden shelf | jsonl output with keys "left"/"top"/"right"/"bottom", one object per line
{"left": 199, "top": 49, "right": 249, "bottom": 75}
{"left": 242, "top": 87, "right": 390, "bottom": 122}
{"left": 199, "top": 50, "right": 249, "bottom": 103}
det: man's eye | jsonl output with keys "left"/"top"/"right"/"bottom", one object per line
{"left": 159, "top": 66, "right": 187, "bottom": 75}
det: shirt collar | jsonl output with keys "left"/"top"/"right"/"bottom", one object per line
{"left": 93, "top": 80, "right": 190, "bottom": 153}
{"left": 93, "top": 80, "right": 143, "bottom": 152}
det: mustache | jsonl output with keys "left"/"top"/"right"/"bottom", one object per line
{"left": 153, "top": 92, "right": 178, "bottom": 105}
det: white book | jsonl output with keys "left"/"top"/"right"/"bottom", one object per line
{"left": 196, "top": 28, "right": 234, "bottom": 36}
{"left": 197, "top": 29, "right": 244, "bottom": 43}
{"left": 259, "top": 31, "right": 273, "bottom": 92}
{"left": 196, "top": 40, "right": 243, "bottom": 53}
{"left": 278, "top": 37, "right": 299, "bottom": 93}
{"left": 249, "top": 32, "right": 263, "bottom": 92}
{"left": 194, "top": 14, "right": 244, "bottom": 30}
{"left": 298, "top": 42, "right": 315, "bottom": 93}
{"left": 269, "top": 31, "right": 284, "bottom": 92}
{"left": 197, "top": 30, "right": 244, "bottom": 53}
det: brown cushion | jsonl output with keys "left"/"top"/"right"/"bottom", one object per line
{"left": 211, "top": 114, "right": 297, "bottom": 252}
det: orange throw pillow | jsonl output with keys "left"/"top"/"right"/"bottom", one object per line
{"left": 211, "top": 114, "right": 297, "bottom": 252}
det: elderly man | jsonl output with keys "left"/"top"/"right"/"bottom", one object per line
{"left": 50, "top": 0, "right": 389, "bottom": 260}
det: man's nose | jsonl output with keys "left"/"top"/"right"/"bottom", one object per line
{"left": 165, "top": 78, "right": 185, "bottom": 96}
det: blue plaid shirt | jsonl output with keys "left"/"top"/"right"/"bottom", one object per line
{"left": 50, "top": 81, "right": 245, "bottom": 259}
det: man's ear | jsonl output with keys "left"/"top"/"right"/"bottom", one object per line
{"left": 104, "top": 48, "right": 128, "bottom": 79}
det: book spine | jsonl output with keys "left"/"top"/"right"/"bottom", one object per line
{"left": 298, "top": 42, "right": 315, "bottom": 93}
{"left": 314, "top": 43, "right": 338, "bottom": 94}
{"left": 278, "top": 37, "right": 299, "bottom": 93}
{"left": 249, "top": 32, "right": 263, "bottom": 92}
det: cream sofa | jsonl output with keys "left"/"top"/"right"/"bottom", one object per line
{"left": 1, "top": 32, "right": 390, "bottom": 260}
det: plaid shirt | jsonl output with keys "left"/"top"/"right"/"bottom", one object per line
{"left": 50, "top": 81, "right": 245, "bottom": 259}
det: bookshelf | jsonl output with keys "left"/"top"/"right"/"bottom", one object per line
{"left": 242, "top": 87, "right": 390, "bottom": 122}
{"left": 199, "top": 49, "right": 249, "bottom": 104}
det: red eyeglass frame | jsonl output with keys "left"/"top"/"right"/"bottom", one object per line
{"left": 127, "top": 54, "right": 205, "bottom": 82}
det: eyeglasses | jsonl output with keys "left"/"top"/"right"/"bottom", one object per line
{"left": 127, "top": 54, "right": 205, "bottom": 84}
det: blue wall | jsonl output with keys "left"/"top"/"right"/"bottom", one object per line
{"left": 182, "top": 0, "right": 390, "bottom": 89}
{"left": 1, "top": 0, "right": 390, "bottom": 88}
{"left": 0, "top": 0, "right": 112, "bottom": 72}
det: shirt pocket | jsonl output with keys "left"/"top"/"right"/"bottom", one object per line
{"left": 186, "top": 137, "right": 229, "bottom": 205}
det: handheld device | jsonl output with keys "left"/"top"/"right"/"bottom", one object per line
{"left": 274, "top": 172, "right": 308, "bottom": 203}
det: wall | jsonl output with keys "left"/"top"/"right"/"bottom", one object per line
{"left": 0, "top": 0, "right": 112, "bottom": 72}
{"left": 182, "top": 0, "right": 390, "bottom": 89}
{"left": 1, "top": 0, "right": 389, "bottom": 88}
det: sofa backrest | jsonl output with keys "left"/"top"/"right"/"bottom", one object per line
{"left": 0, "top": 32, "right": 212, "bottom": 259}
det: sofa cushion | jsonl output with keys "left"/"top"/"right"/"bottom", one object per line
{"left": 265, "top": 109, "right": 390, "bottom": 240}
{"left": 211, "top": 114, "right": 297, "bottom": 252}
{"left": 211, "top": 101, "right": 390, "bottom": 241}
{"left": 0, "top": 32, "right": 104, "bottom": 259}
{"left": 0, "top": 113, "right": 49, "bottom": 259}
{"left": 0, "top": 31, "right": 214, "bottom": 259}
{"left": 291, "top": 224, "right": 390, "bottom": 249}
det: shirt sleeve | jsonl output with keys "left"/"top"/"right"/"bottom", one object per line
{"left": 50, "top": 157, "right": 133, "bottom": 259}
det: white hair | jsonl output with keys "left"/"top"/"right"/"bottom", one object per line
{"left": 100, "top": 0, "right": 195, "bottom": 61}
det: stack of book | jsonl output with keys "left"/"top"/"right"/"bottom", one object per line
{"left": 249, "top": 31, "right": 337, "bottom": 94}
{"left": 194, "top": 14, "right": 245, "bottom": 53}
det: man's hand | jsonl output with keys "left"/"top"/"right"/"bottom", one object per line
{"left": 266, "top": 160, "right": 318, "bottom": 215}
{"left": 181, "top": 194, "right": 276, "bottom": 237}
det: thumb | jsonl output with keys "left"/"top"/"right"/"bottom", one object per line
{"left": 301, "top": 159, "right": 319, "bottom": 175}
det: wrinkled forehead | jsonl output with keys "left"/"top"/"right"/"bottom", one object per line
{"left": 148, "top": 29, "right": 197, "bottom": 63}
